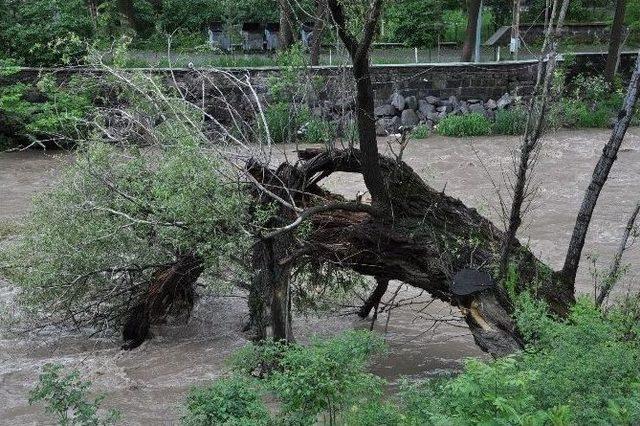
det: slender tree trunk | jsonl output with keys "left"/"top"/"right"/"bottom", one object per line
{"left": 358, "top": 277, "right": 389, "bottom": 318}
{"left": 310, "top": 0, "right": 327, "bottom": 66}
{"left": 562, "top": 52, "right": 640, "bottom": 287}
{"left": 500, "top": 0, "right": 568, "bottom": 277}
{"left": 278, "top": 0, "right": 297, "bottom": 49}
{"left": 605, "top": 0, "right": 627, "bottom": 83}
{"left": 461, "top": 0, "right": 481, "bottom": 62}
{"left": 597, "top": 201, "right": 640, "bottom": 306}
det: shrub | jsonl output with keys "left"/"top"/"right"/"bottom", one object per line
{"left": 0, "top": 73, "right": 95, "bottom": 148}
{"left": 264, "top": 102, "right": 298, "bottom": 144}
{"left": 182, "top": 376, "right": 269, "bottom": 426}
{"left": 6, "top": 139, "right": 250, "bottom": 331}
{"left": 399, "top": 297, "right": 640, "bottom": 425}
{"left": 267, "top": 330, "right": 386, "bottom": 422}
{"left": 409, "top": 124, "right": 430, "bottom": 139}
{"left": 299, "top": 118, "right": 336, "bottom": 144}
{"left": 29, "top": 363, "right": 121, "bottom": 425}
{"left": 559, "top": 99, "right": 611, "bottom": 128}
{"left": 493, "top": 107, "right": 528, "bottom": 135}
{"left": 206, "top": 331, "right": 387, "bottom": 424}
{"left": 436, "top": 113, "right": 492, "bottom": 137}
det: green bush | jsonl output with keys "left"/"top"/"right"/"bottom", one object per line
{"left": 409, "top": 124, "right": 430, "bottom": 139}
{"left": 6, "top": 139, "right": 250, "bottom": 331}
{"left": 182, "top": 376, "right": 269, "bottom": 426}
{"left": 0, "top": 73, "right": 95, "bottom": 149}
{"left": 300, "top": 118, "right": 336, "bottom": 144}
{"left": 493, "top": 107, "right": 528, "bottom": 135}
{"left": 206, "top": 331, "right": 387, "bottom": 424}
{"left": 436, "top": 113, "right": 492, "bottom": 137}
{"left": 30, "top": 363, "right": 121, "bottom": 425}
{"left": 0, "top": 0, "right": 93, "bottom": 66}
{"left": 264, "top": 102, "right": 298, "bottom": 144}
{"left": 399, "top": 297, "right": 640, "bottom": 425}
{"left": 559, "top": 99, "right": 611, "bottom": 128}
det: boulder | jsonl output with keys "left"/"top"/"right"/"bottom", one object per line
{"left": 375, "top": 104, "right": 398, "bottom": 117}
{"left": 469, "top": 102, "right": 485, "bottom": 114}
{"left": 390, "top": 92, "right": 406, "bottom": 111}
{"left": 401, "top": 109, "right": 420, "bottom": 127}
{"left": 497, "top": 93, "right": 512, "bottom": 109}
{"left": 486, "top": 99, "right": 498, "bottom": 110}
{"left": 459, "top": 101, "right": 470, "bottom": 114}
{"left": 425, "top": 95, "right": 439, "bottom": 104}
{"left": 418, "top": 99, "right": 435, "bottom": 116}
{"left": 405, "top": 95, "right": 418, "bottom": 111}
{"left": 467, "top": 99, "right": 481, "bottom": 104}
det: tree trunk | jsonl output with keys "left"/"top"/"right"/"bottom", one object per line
{"left": 597, "top": 201, "right": 640, "bottom": 306}
{"left": 562, "top": 52, "right": 640, "bottom": 287}
{"left": 358, "top": 277, "right": 389, "bottom": 318}
{"left": 461, "top": 0, "right": 481, "bottom": 62}
{"left": 605, "top": 0, "right": 627, "bottom": 83}
{"left": 278, "top": 0, "right": 296, "bottom": 49}
{"left": 122, "top": 253, "right": 203, "bottom": 349}
{"left": 310, "top": 1, "right": 327, "bottom": 66}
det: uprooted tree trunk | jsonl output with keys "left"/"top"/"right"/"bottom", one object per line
{"left": 122, "top": 252, "right": 203, "bottom": 349}
{"left": 238, "top": 0, "right": 640, "bottom": 358}
{"left": 249, "top": 147, "right": 577, "bottom": 356}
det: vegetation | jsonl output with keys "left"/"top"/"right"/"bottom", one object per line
{"left": 0, "top": 68, "right": 95, "bottom": 149}
{"left": 30, "top": 363, "right": 121, "bottom": 425}
{"left": 436, "top": 112, "right": 492, "bottom": 137}
{"left": 182, "top": 297, "right": 640, "bottom": 425}
{"left": 4, "top": 138, "right": 250, "bottom": 331}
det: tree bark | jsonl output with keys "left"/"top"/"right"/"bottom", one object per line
{"left": 461, "top": 0, "right": 481, "bottom": 62}
{"left": 326, "top": 0, "right": 389, "bottom": 208}
{"left": 605, "top": 0, "right": 627, "bottom": 83}
{"left": 358, "top": 277, "right": 389, "bottom": 318}
{"left": 562, "top": 52, "right": 640, "bottom": 287}
{"left": 278, "top": 0, "right": 297, "bottom": 49}
{"left": 499, "top": 0, "right": 569, "bottom": 277}
{"left": 122, "top": 252, "right": 203, "bottom": 349}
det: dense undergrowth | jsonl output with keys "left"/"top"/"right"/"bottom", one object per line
{"left": 175, "top": 297, "right": 640, "bottom": 425}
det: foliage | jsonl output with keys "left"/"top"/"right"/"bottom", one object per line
{"left": 492, "top": 107, "right": 528, "bottom": 135}
{"left": 29, "top": 363, "right": 121, "bottom": 425}
{"left": 382, "top": 0, "right": 443, "bottom": 47}
{"left": 436, "top": 113, "right": 492, "bottom": 137}
{"left": 4, "top": 138, "right": 250, "bottom": 331}
{"left": 220, "top": 331, "right": 387, "bottom": 424}
{"left": 0, "top": 0, "right": 93, "bottom": 66}
{"left": 0, "top": 74, "right": 95, "bottom": 148}
{"left": 399, "top": 297, "right": 640, "bottom": 425}
{"left": 299, "top": 118, "right": 336, "bottom": 144}
{"left": 182, "top": 376, "right": 269, "bottom": 426}
{"left": 409, "top": 124, "right": 430, "bottom": 139}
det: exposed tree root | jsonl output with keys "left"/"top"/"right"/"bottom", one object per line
{"left": 122, "top": 252, "right": 203, "bottom": 350}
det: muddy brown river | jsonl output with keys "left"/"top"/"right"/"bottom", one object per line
{"left": 1, "top": 129, "right": 639, "bottom": 424}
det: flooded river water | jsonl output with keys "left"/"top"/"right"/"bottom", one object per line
{"left": 1, "top": 129, "right": 639, "bottom": 424}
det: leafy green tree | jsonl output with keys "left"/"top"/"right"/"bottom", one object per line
{"left": 382, "top": 0, "right": 444, "bottom": 47}
{"left": 0, "top": 0, "right": 93, "bottom": 66}
{"left": 30, "top": 363, "right": 121, "bottom": 425}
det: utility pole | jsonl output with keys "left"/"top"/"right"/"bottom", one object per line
{"left": 474, "top": 0, "right": 483, "bottom": 62}
{"left": 510, "top": 0, "right": 521, "bottom": 60}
